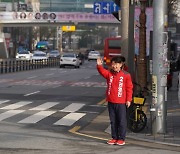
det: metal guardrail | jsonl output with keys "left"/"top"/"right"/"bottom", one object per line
{"left": 0, "top": 58, "right": 59, "bottom": 74}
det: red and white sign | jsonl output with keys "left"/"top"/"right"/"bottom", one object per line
{"left": 0, "top": 12, "right": 118, "bottom": 24}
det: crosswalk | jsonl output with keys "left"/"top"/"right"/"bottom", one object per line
{"left": 0, "top": 99, "right": 105, "bottom": 127}
{"left": 0, "top": 78, "right": 107, "bottom": 88}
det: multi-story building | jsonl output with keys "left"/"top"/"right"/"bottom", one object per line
{"left": 0, "top": 0, "right": 117, "bottom": 58}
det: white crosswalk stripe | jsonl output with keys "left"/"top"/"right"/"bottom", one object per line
{"left": 29, "top": 102, "right": 59, "bottom": 111}
{"left": 0, "top": 100, "right": 103, "bottom": 127}
{"left": 0, "top": 101, "right": 33, "bottom": 110}
{"left": 18, "top": 111, "right": 56, "bottom": 124}
{"left": 0, "top": 100, "right": 10, "bottom": 105}
{"left": 0, "top": 110, "right": 25, "bottom": 121}
{"left": 60, "top": 103, "right": 85, "bottom": 112}
{"left": 54, "top": 112, "right": 86, "bottom": 126}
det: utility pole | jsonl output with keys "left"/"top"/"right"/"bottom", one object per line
{"left": 121, "top": 0, "right": 129, "bottom": 63}
{"left": 137, "top": 0, "right": 147, "bottom": 89}
{"left": 128, "top": 1, "right": 135, "bottom": 76}
{"left": 57, "top": 26, "right": 63, "bottom": 55}
{"left": 120, "top": 0, "right": 135, "bottom": 76}
{"left": 151, "top": 0, "right": 168, "bottom": 134}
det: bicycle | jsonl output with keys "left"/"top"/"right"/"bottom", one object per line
{"left": 127, "top": 83, "right": 149, "bottom": 133}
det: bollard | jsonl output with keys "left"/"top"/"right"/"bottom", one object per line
{"left": 1, "top": 61, "right": 4, "bottom": 74}
{"left": 28, "top": 60, "right": 31, "bottom": 70}
{"left": 16, "top": 60, "right": 19, "bottom": 72}
{"left": 9, "top": 60, "right": 11, "bottom": 73}
{"left": 1, "top": 61, "right": 3, "bottom": 74}
{"left": 47, "top": 59, "right": 50, "bottom": 67}
{"left": 5, "top": 61, "right": 7, "bottom": 73}
{"left": 19, "top": 61, "right": 22, "bottom": 71}
{"left": 25, "top": 60, "right": 28, "bottom": 70}
{"left": 12, "top": 60, "right": 15, "bottom": 72}
{"left": 22, "top": 61, "right": 25, "bottom": 71}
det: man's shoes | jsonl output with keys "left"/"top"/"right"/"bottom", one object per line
{"left": 116, "top": 140, "right": 125, "bottom": 145}
{"left": 107, "top": 139, "right": 117, "bottom": 145}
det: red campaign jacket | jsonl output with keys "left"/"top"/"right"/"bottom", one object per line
{"left": 97, "top": 65, "right": 133, "bottom": 104}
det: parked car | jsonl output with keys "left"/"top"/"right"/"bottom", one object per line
{"left": 32, "top": 51, "right": 48, "bottom": 64}
{"left": 48, "top": 50, "right": 60, "bottom": 58}
{"left": 84, "top": 49, "right": 94, "bottom": 59}
{"left": 16, "top": 50, "right": 32, "bottom": 60}
{"left": 88, "top": 50, "right": 101, "bottom": 61}
{"left": 60, "top": 53, "right": 80, "bottom": 68}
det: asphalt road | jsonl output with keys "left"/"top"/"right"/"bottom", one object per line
{"left": 0, "top": 60, "right": 179, "bottom": 154}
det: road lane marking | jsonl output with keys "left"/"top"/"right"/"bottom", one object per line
{"left": 60, "top": 71, "right": 67, "bottom": 73}
{"left": 29, "top": 102, "right": 59, "bottom": 111}
{"left": 27, "top": 76, "right": 37, "bottom": 79}
{"left": 45, "top": 73, "right": 54, "bottom": 76}
{"left": 97, "top": 98, "right": 107, "bottom": 105}
{"left": 18, "top": 111, "right": 56, "bottom": 124}
{"left": 84, "top": 77, "right": 90, "bottom": 79}
{"left": 0, "top": 101, "right": 33, "bottom": 110}
{"left": 52, "top": 85, "right": 61, "bottom": 88}
{"left": 54, "top": 112, "right": 86, "bottom": 126}
{"left": 24, "top": 91, "right": 40, "bottom": 96}
{"left": 69, "top": 126, "right": 107, "bottom": 141}
{"left": 0, "top": 110, "right": 25, "bottom": 121}
{"left": 168, "top": 108, "right": 180, "bottom": 113}
{"left": 60, "top": 103, "right": 85, "bottom": 112}
{"left": 0, "top": 100, "right": 10, "bottom": 105}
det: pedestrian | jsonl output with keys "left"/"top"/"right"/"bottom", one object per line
{"left": 97, "top": 56, "right": 133, "bottom": 146}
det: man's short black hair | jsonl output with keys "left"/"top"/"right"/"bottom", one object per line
{"left": 111, "top": 56, "right": 125, "bottom": 63}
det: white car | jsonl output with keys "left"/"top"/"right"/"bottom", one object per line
{"left": 16, "top": 50, "right": 32, "bottom": 60}
{"left": 32, "top": 51, "right": 48, "bottom": 64}
{"left": 88, "top": 50, "right": 100, "bottom": 61}
{"left": 60, "top": 53, "right": 80, "bottom": 68}
{"left": 48, "top": 50, "right": 60, "bottom": 58}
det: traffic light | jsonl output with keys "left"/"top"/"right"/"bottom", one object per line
{"left": 112, "top": 0, "right": 121, "bottom": 21}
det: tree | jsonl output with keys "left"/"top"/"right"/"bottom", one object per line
{"left": 145, "top": 0, "right": 179, "bottom": 18}
{"left": 168, "top": 0, "right": 180, "bottom": 17}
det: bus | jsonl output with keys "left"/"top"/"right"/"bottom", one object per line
{"left": 103, "top": 37, "right": 121, "bottom": 67}
{"left": 36, "top": 41, "right": 50, "bottom": 52}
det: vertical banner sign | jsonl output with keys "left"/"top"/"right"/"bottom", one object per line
{"left": 152, "top": 75, "right": 158, "bottom": 105}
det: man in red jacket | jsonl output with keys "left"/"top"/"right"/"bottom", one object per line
{"left": 97, "top": 56, "right": 133, "bottom": 146}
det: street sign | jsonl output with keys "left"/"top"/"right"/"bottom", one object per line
{"left": 62, "top": 26, "right": 76, "bottom": 32}
{"left": 94, "top": 2, "right": 119, "bottom": 14}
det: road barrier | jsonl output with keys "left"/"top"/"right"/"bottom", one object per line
{"left": 0, "top": 58, "right": 59, "bottom": 74}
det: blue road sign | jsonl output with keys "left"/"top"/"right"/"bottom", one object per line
{"left": 94, "top": 2, "right": 119, "bottom": 14}
{"left": 94, "top": 2, "right": 102, "bottom": 14}
{"left": 102, "top": 2, "right": 111, "bottom": 14}
{"left": 110, "top": 2, "right": 119, "bottom": 13}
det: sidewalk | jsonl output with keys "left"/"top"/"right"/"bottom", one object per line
{"left": 126, "top": 72, "right": 180, "bottom": 146}
{"left": 79, "top": 72, "right": 180, "bottom": 149}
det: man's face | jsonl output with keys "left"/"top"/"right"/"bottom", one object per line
{"left": 111, "top": 61, "right": 123, "bottom": 72}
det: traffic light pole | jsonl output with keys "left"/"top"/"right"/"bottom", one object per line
{"left": 151, "top": 0, "right": 168, "bottom": 134}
